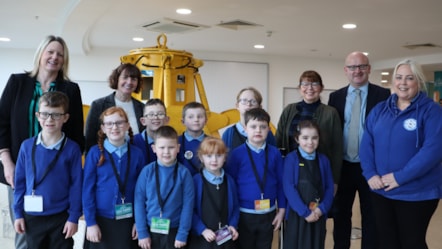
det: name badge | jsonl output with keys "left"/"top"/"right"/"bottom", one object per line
{"left": 151, "top": 217, "right": 170, "bottom": 234}
{"left": 215, "top": 226, "right": 232, "bottom": 245}
{"left": 254, "top": 199, "right": 270, "bottom": 211}
{"left": 115, "top": 203, "right": 133, "bottom": 220}
{"left": 24, "top": 195, "right": 43, "bottom": 212}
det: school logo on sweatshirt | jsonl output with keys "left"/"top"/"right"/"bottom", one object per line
{"left": 403, "top": 118, "right": 417, "bottom": 131}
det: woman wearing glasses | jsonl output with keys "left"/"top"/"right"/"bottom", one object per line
{"left": 0, "top": 35, "right": 85, "bottom": 249}
{"left": 221, "top": 87, "right": 276, "bottom": 150}
{"left": 276, "top": 70, "right": 343, "bottom": 188}
{"left": 85, "top": 63, "right": 145, "bottom": 154}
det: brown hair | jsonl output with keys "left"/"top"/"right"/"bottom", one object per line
{"left": 298, "top": 70, "right": 323, "bottom": 87}
{"left": 236, "top": 87, "right": 263, "bottom": 106}
{"left": 294, "top": 120, "right": 321, "bottom": 140}
{"left": 197, "top": 137, "right": 228, "bottom": 164}
{"left": 244, "top": 108, "right": 270, "bottom": 125}
{"left": 153, "top": 125, "right": 178, "bottom": 142}
{"left": 182, "top": 101, "right": 206, "bottom": 119}
{"left": 108, "top": 63, "right": 142, "bottom": 93}
{"left": 39, "top": 91, "right": 69, "bottom": 113}
{"left": 96, "top": 107, "right": 134, "bottom": 166}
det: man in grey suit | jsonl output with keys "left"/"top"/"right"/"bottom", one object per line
{"left": 328, "top": 51, "right": 391, "bottom": 249}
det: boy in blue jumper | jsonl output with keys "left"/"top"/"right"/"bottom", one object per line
{"left": 178, "top": 102, "right": 208, "bottom": 176}
{"left": 133, "top": 98, "right": 169, "bottom": 165}
{"left": 13, "top": 91, "right": 83, "bottom": 249}
{"left": 225, "top": 108, "right": 286, "bottom": 249}
{"left": 135, "top": 125, "right": 195, "bottom": 249}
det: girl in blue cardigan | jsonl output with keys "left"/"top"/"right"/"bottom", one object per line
{"left": 190, "top": 137, "right": 239, "bottom": 249}
{"left": 283, "top": 120, "right": 334, "bottom": 249}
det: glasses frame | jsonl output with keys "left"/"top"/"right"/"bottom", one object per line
{"left": 300, "top": 82, "right": 321, "bottom": 88}
{"left": 345, "top": 64, "right": 369, "bottom": 71}
{"left": 37, "top": 112, "right": 66, "bottom": 120}
{"left": 102, "top": 120, "right": 128, "bottom": 129}
{"left": 238, "top": 98, "right": 258, "bottom": 106}
{"left": 144, "top": 113, "right": 166, "bottom": 120}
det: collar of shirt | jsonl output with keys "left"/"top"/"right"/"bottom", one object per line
{"left": 297, "top": 146, "right": 316, "bottom": 160}
{"left": 347, "top": 83, "right": 369, "bottom": 96}
{"left": 157, "top": 159, "right": 178, "bottom": 167}
{"left": 36, "top": 132, "right": 65, "bottom": 150}
{"left": 202, "top": 168, "right": 225, "bottom": 185}
{"left": 235, "top": 122, "right": 247, "bottom": 137}
{"left": 184, "top": 131, "right": 205, "bottom": 142}
{"left": 104, "top": 139, "right": 128, "bottom": 158}
{"left": 246, "top": 140, "right": 266, "bottom": 153}
{"left": 142, "top": 130, "right": 154, "bottom": 144}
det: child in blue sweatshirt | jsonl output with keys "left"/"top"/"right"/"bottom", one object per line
{"left": 190, "top": 137, "right": 239, "bottom": 249}
{"left": 13, "top": 91, "right": 83, "bottom": 249}
{"left": 282, "top": 120, "right": 334, "bottom": 249}
{"left": 178, "top": 102, "right": 208, "bottom": 176}
{"left": 135, "top": 125, "right": 195, "bottom": 249}
{"left": 83, "top": 106, "right": 145, "bottom": 249}
{"left": 225, "top": 108, "right": 285, "bottom": 249}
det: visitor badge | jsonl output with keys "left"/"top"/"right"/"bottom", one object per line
{"left": 24, "top": 195, "right": 43, "bottom": 212}
{"left": 215, "top": 225, "right": 232, "bottom": 245}
{"left": 254, "top": 198, "right": 270, "bottom": 211}
{"left": 151, "top": 217, "right": 170, "bottom": 234}
{"left": 115, "top": 203, "right": 133, "bottom": 220}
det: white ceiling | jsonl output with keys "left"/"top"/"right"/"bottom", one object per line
{"left": 1, "top": 0, "right": 442, "bottom": 70}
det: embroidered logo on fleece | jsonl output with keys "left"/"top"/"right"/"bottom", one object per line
{"left": 403, "top": 118, "right": 417, "bottom": 131}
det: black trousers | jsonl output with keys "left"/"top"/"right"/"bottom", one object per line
{"left": 150, "top": 227, "right": 187, "bottom": 249}
{"left": 371, "top": 193, "right": 439, "bottom": 249}
{"left": 237, "top": 210, "right": 275, "bottom": 249}
{"left": 332, "top": 161, "right": 378, "bottom": 249}
{"left": 24, "top": 211, "right": 73, "bottom": 249}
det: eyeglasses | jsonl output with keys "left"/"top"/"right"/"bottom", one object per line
{"left": 144, "top": 112, "right": 166, "bottom": 119}
{"left": 346, "top": 64, "right": 369, "bottom": 71}
{"left": 37, "top": 112, "right": 65, "bottom": 120}
{"left": 300, "top": 82, "right": 321, "bottom": 88}
{"left": 238, "top": 99, "right": 258, "bottom": 106}
{"left": 102, "top": 120, "right": 127, "bottom": 129}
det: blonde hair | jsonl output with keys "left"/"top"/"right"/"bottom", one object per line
{"left": 392, "top": 59, "right": 427, "bottom": 93}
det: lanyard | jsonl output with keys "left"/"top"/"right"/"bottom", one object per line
{"left": 107, "top": 145, "right": 131, "bottom": 203}
{"left": 245, "top": 145, "right": 268, "bottom": 199}
{"left": 155, "top": 161, "right": 178, "bottom": 216}
{"left": 31, "top": 135, "right": 67, "bottom": 192}
{"left": 201, "top": 172, "right": 227, "bottom": 227}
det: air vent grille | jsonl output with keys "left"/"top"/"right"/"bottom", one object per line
{"left": 403, "top": 43, "right": 441, "bottom": 50}
{"left": 217, "top": 19, "right": 262, "bottom": 30}
{"left": 142, "top": 18, "right": 209, "bottom": 33}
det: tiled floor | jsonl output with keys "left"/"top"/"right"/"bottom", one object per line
{"left": 1, "top": 185, "right": 441, "bottom": 249}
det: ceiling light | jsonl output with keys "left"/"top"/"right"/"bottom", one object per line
{"left": 132, "top": 37, "right": 144, "bottom": 42}
{"left": 342, "top": 23, "right": 357, "bottom": 29}
{"left": 381, "top": 80, "right": 388, "bottom": 83}
{"left": 381, "top": 72, "right": 389, "bottom": 75}
{"left": 0, "top": 37, "right": 11, "bottom": 42}
{"left": 176, "top": 8, "right": 192, "bottom": 15}
{"left": 254, "top": 44, "right": 265, "bottom": 49}
{"left": 363, "top": 52, "right": 369, "bottom": 56}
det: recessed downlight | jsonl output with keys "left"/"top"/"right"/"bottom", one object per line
{"left": 132, "top": 37, "right": 144, "bottom": 42}
{"left": 176, "top": 8, "right": 192, "bottom": 15}
{"left": 254, "top": 44, "right": 265, "bottom": 49}
{"left": 0, "top": 37, "right": 11, "bottom": 42}
{"left": 342, "top": 23, "right": 357, "bottom": 29}
{"left": 381, "top": 72, "right": 390, "bottom": 76}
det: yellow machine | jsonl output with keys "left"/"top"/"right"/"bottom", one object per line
{"left": 120, "top": 34, "right": 240, "bottom": 136}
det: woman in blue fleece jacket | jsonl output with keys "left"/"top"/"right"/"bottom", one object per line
{"left": 360, "top": 59, "right": 442, "bottom": 249}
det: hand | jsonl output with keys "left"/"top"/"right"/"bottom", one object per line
{"left": 174, "top": 240, "right": 186, "bottom": 248}
{"left": 381, "top": 173, "right": 399, "bottom": 191}
{"left": 14, "top": 218, "right": 26, "bottom": 234}
{"left": 138, "top": 237, "right": 151, "bottom": 249}
{"left": 63, "top": 221, "right": 78, "bottom": 238}
{"left": 1, "top": 151, "right": 15, "bottom": 187}
{"left": 86, "top": 225, "right": 102, "bottom": 243}
{"left": 367, "top": 175, "right": 384, "bottom": 190}
{"left": 132, "top": 224, "right": 138, "bottom": 240}
{"left": 202, "top": 228, "right": 216, "bottom": 242}
{"left": 272, "top": 208, "right": 285, "bottom": 231}
{"left": 305, "top": 211, "right": 319, "bottom": 223}
{"left": 228, "top": 226, "right": 239, "bottom": 241}
{"left": 313, "top": 207, "right": 323, "bottom": 218}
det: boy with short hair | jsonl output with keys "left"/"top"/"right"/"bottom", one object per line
{"left": 225, "top": 108, "right": 286, "bottom": 249}
{"left": 133, "top": 98, "right": 169, "bottom": 165}
{"left": 178, "top": 101, "right": 208, "bottom": 175}
{"left": 13, "top": 91, "right": 83, "bottom": 249}
{"left": 135, "top": 125, "right": 195, "bottom": 249}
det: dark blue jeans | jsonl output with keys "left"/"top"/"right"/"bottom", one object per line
{"left": 332, "top": 161, "right": 378, "bottom": 249}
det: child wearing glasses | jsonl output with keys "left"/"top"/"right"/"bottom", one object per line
{"left": 83, "top": 106, "right": 145, "bottom": 249}
{"left": 222, "top": 87, "right": 276, "bottom": 151}
{"left": 177, "top": 102, "right": 208, "bottom": 176}
{"left": 133, "top": 98, "right": 170, "bottom": 165}
{"left": 13, "top": 91, "right": 83, "bottom": 249}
